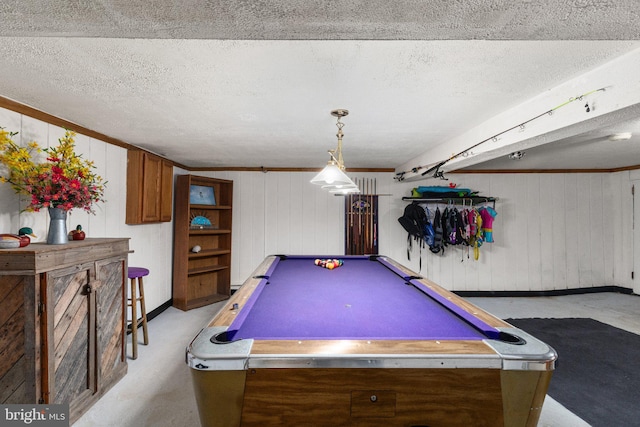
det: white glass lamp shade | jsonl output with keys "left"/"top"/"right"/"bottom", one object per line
{"left": 310, "top": 163, "right": 354, "bottom": 186}
{"left": 328, "top": 185, "right": 360, "bottom": 194}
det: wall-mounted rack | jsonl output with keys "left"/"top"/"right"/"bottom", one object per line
{"left": 402, "top": 196, "right": 497, "bottom": 208}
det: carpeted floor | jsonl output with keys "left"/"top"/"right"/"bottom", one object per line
{"left": 505, "top": 317, "right": 640, "bottom": 427}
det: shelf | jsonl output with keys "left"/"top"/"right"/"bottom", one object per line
{"left": 188, "top": 228, "right": 232, "bottom": 235}
{"left": 188, "top": 265, "right": 230, "bottom": 276}
{"left": 185, "top": 293, "right": 230, "bottom": 310}
{"left": 190, "top": 204, "right": 232, "bottom": 210}
{"left": 402, "top": 196, "right": 497, "bottom": 205}
{"left": 188, "top": 249, "right": 231, "bottom": 259}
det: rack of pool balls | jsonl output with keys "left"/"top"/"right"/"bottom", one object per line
{"left": 314, "top": 258, "right": 344, "bottom": 270}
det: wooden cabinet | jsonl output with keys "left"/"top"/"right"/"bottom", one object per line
{"left": 126, "top": 150, "right": 173, "bottom": 224}
{"left": 173, "top": 175, "right": 233, "bottom": 311}
{"left": 0, "top": 238, "right": 129, "bottom": 423}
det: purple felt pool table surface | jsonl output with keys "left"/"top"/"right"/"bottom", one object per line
{"left": 228, "top": 255, "right": 499, "bottom": 341}
{"left": 187, "top": 255, "right": 557, "bottom": 427}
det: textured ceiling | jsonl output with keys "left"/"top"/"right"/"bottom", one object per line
{"left": 0, "top": 1, "right": 639, "bottom": 171}
{"left": 3, "top": 0, "right": 640, "bottom": 40}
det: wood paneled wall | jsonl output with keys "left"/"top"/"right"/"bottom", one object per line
{"left": 197, "top": 170, "right": 634, "bottom": 293}
{"left": 413, "top": 172, "right": 634, "bottom": 292}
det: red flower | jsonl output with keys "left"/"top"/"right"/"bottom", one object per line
{"left": 1, "top": 129, "right": 106, "bottom": 213}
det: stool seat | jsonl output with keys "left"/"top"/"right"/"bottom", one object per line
{"left": 128, "top": 267, "right": 149, "bottom": 278}
{"left": 127, "top": 266, "right": 150, "bottom": 359}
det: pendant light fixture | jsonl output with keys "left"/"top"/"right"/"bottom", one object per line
{"left": 310, "top": 109, "right": 359, "bottom": 193}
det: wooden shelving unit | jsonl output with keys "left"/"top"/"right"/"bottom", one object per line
{"left": 172, "top": 174, "right": 233, "bottom": 311}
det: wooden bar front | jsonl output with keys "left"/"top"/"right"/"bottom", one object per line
{"left": 0, "top": 238, "right": 129, "bottom": 423}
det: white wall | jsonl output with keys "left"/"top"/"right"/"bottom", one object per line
{"left": 631, "top": 169, "right": 640, "bottom": 295}
{"left": 408, "top": 172, "right": 634, "bottom": 292}
{"left": 194, "top": 170, "right": 635, "bottom": 293}
{"left": 2, "top": 106, "right": 636, "bottom": 318}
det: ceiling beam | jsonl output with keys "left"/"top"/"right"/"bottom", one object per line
{"left": 395, "top": 48, "right": 640, "bottom": 182}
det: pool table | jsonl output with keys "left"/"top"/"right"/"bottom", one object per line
{"left": 187, "top": 255, "right": 556, "bottom": 427}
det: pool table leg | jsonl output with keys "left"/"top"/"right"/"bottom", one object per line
{"left": 191, "top": 370, "right": 246, "bottom": 427}
{"left": 501, "top": 370, "right": 553, "bottom": 427}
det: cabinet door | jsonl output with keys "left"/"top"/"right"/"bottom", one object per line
{"left": 141, "top": 153, "right": 162, "bottom": 222}
{"left": 95, "top": 257, "right": 126, "bottom": 386}
{"left": 0, "top": 275, "right": 31, "bottom": 403}
{"left": 160, "top": 160, "right": 173, "bottom": 222}
{"left": 44, "top": 264, "right": 95, "bottom": 410}
{"left": 126, "top": 150, "right": 173, "bottom": 224}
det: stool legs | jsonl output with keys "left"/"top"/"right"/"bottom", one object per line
{"left": 129, "top": 276, "right": 149, "bottom": 359}
{"left": 138, "top": 276, "right": 149, "bottom": 345}
{"left": 129, "top": 277, "right": 139, "bottom": 359}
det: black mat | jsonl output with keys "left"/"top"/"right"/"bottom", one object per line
{"left": 506, "top": 318, "right": 640, "bottom": 427}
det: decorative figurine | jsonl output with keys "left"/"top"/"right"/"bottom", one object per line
{"left": 18, "top": 227, "right": 36, "bottom": 246}
{"left": 70, "top": 224, "right": 86, "bottom": 240}
{"left": 190, "top": 212, "right": 213, "bottom": 229}
{"left": 0, "top": 227, "right": 36, "bottom": 249}
{"left": 0, "top": 234, "right": 21, "bottom": 249}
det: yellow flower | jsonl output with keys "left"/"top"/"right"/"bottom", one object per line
{"left": 0, "top": 127, "right": 106, "bottom": 213}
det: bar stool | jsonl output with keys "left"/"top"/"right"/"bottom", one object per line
{"left": 127, "top": 267, "right": 149, "bottom": 359}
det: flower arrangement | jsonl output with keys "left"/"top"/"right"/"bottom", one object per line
{"left": 0, "top": 128, "right": 106, "bottom": 213}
